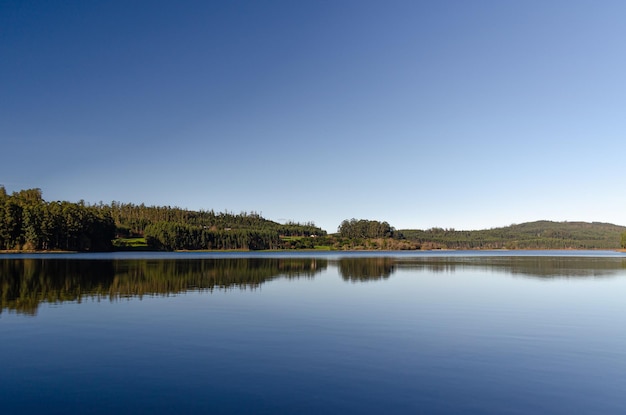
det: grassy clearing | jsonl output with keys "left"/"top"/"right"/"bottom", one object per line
{"left": 112, "top": 237, "right": 150, "bottom": 250}
{"left": 280, "top": 236, "right": 305, "bottom": 241}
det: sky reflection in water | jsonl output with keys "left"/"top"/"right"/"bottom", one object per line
{"left": 1, "top": 253, "right": 625, "bottom": 414}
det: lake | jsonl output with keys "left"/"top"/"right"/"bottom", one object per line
{"left": 1, "top": 251, "right": 625, "bottom": 414}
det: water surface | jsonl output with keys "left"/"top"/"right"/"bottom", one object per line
{"left": 1, "top": 251, "right": 625, "bottom": 414}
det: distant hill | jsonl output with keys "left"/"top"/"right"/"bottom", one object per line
{"left": 400, "top": 221, "right": 626, "bottom": 250}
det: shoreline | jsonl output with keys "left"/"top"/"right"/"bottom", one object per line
{"left": 2, "top": 248, "right": 624, "bottom": 255}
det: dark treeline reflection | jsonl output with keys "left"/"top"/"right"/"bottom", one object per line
{"left": 3, "top": 255, "right": 625, "bottom": 315}
{"left": 337, "top": 256, "right": 626, "bottom": 282}
{"left": 0, "top": 258, "right": 327, "bottom": 315}
{"left": 337, "top": 257, "right": 396, "bottom": 282}
{"left": 395, "top": 256, "right": 626, "bottom": 279}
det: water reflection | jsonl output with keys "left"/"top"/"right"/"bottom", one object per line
{"left": 2, "top": 255, "right": 626, "bottom": 315}
{"left": 0, "top": 258, "right": 326, "bottom": 315}
{"left": 337, "top": 257, "right": 395, "bottom": 282}
{"left": 395, "top": 256, "right": 626, "bottom": 278}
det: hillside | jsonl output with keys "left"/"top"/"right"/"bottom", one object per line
{"left": 0, "top": 187, "right": 326, "bottom": 252}
{"left": 400, "top": 221, "right": 626, "bottom": 250}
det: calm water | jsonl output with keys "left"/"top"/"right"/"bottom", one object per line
{"left": 1, "top": 251, "right": 626, "bottom": 414}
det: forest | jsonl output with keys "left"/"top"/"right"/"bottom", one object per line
{"left": 0, "top": 187, "right": 326, "bottom": 252}
{"left": 337, "top": 219, "right": 397, "bottom": 238}
{"left": 0, "top": 187, "right": 115, "bottom": 251}
{"left": 2, "top": 187, "right": 625, "bottom": 252}
{"left": 401, "top": 221, "right": 626, "bottom": 250}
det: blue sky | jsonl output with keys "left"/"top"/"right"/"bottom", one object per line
{"left": 2, "top": 0, "right": 625, "bottom": 232}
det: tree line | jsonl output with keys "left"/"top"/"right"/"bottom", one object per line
{"left": 337, "top": 219, "right": 400, "bottom": 239}
{"left": 0, "top": 187, "right": 326, "bottom": 251}
{"left": 144, "top": 222, "right": 281, "bottom": 251}
{"left": 108, "top": 201, "right": 324, "bottom": 238}
{"left": 0, "top": 187, "right": 115, "bottom": 251}
{"left": 112, "top": 204, "right": 326, "bottom": 251}
{"left": 401, "top": 221, "right": 626, "bottom": 249}
{"left": 8, "top": 188, "right": 618, "bottom": 252}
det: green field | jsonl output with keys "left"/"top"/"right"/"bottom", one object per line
{"left": 112, "top": 237, "right": 150, "bottom": 250}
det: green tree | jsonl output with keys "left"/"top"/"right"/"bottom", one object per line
{"left": 338, "top": 218, "right": 396, "bottom": 239}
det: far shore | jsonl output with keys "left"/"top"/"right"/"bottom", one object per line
{"left": 2, "top": 248, "right": 625, "bottom": 255}
{"left": 0, "top": 250, "right": 79, "bottom": 254}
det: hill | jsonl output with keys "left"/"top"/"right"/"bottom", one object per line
{"left": 0, "top": 187, "right": 326, "bottom": 252}
{"left": 400, "top": 221, "right": 626, "bottom": 250}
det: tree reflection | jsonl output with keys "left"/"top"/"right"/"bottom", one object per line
{"left": 338, "top": 257, "right": 395, "bottom": 282}
{"left": 395, "top": 256, "right": 626, "bottom": 279}
{"left": 0, "top": 258, "right": 327, "bottom": 315}
{"left": 3, "top": 255, "right": 625, "bottom": 315}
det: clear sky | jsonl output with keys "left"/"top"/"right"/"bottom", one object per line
{"left": 2, "top": 0, "right": 625, "bottom": 232}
